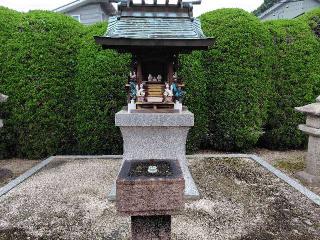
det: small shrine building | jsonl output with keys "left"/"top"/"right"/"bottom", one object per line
{"left": 95, "top": 0, "right": 213, "bottom": 111}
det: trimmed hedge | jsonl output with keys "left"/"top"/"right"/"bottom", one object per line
{"left": 74, "top": 23, "right": 130, "bottom": 155}
{"left": 197, "top": 9, "right": 272, "bottom": 151}
{"left": 260, "top": 20, "right": 320, "bottom": 149}
{"left": 0, "top": 10, "right": 83, "bottom": 159}
{"left": 0, "top": 7, "right": 23, "bottom": 158}
{"left": 179, "top": 51, "right": 209, "bottom": 152}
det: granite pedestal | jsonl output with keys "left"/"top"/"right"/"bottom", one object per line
{"left": 295, "top": 96, "right": 320, "bottom": 185}
{"left": 116, "top": 159, "right": 184, "bottom": 239}
{"left": 116, "top": 160, "right": 185, "bottom": 216}
{"left": 108, "top": 110, "right": 199, "bottom": 201}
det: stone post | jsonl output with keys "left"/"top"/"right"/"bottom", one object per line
{"left": 295, "top": 96, "right": 320, "bottom": 185}
{"left": 0, "top": 93, "right": 8, "bottom": 128}
{"left": 116, "top": 159, "right": 184, "bottom": 239}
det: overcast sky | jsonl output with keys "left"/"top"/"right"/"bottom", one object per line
{"left": 0, "top": 0, "right": 263, "bottom": 16}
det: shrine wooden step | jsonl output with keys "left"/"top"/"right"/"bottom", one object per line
{"left": 148, "top": 90, "right": 163, "bottom": 94}
{"left": 131, "top": 109, "right": 179, "bottom": 113}
{"left": 147, "top": 93, "right": 163, "bottom": 96}
{"left": 122, "top": 106, "right": 188, "bottom": 113}
{"left": 136, "top": 102, "right": 174, "bottom": 110}
{"left": 146, "top": 88, "right": 163, "bottom": 91}
{"left": 146, "top": 82, "right": 164, "bottom": 85}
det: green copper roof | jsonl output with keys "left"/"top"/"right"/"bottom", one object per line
{"left": 105, "top": 16, "right": 206, "bottom": 39}
{"left": 95, "top": 3, "right": 213, "bottom": 50}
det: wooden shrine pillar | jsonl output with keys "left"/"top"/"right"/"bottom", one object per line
{"left": 167, "top": 60, "right": 174, "bottom": 85}
{"left": 137, "top": 59, "right": 143, "bottom": 86}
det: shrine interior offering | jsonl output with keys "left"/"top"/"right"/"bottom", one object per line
{"left": 95, "top": 0, "right": 213, "bottom": 113}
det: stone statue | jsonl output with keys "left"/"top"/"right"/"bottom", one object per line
{"left": 171, "top": 73, "right": 185, "bottom": 102}
{"left": 164, "top": 82, "right": 173, "bottom": 103}
{"left": 157, "top": 74, "right": 162, "bottom": 82}
{"left": 137, "top": 83, "right": 146, "bottom": 97}
{"left": 148, "top": 74, "right": 153, "bottom": 82}
{"left": 136, "top": 83, "right": 146, "bottom": 102}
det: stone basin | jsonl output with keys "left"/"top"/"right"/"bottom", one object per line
{"left": 116, "top": 159, "right": 185, "bottom": 217}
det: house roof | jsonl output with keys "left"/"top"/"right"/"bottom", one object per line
{"left": 54, "top": 0, "right": 112, "bottom": 13}
{"left": 258, "top": 0, "right": 320, "bottom": 19}
{"left": 258, "top": 0, "right": 290, "bottom": 19}
{"left": 95, "top": 2, "right": 213, "bottom": 51}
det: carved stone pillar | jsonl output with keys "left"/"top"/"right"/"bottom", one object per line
{"left": 295, "top": 96, "right": 320, "bottom": 185}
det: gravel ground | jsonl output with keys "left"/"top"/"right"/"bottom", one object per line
{"left": 0, "top": 157, "right": 320, "bottom": 240}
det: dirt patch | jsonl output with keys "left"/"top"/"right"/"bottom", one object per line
{"left": 198, "top": 148, "right": 320, "bottom": 196}
{"left": 0, "top": 159, "right": 40, "bottom": 188}
{"left": 254, "top": 148, "right": 306, "bottom": 166}
{"left": 0, "top": 169, "right": 13, "bottom": 185}
{"left": 255, "top": 149, "right": 320, "bottom": 196}
{"left": 274, "top": 157, "right": 306, "bottom": 173}
{"left": 177, "top": 158, "right": 320, "bottom": 240}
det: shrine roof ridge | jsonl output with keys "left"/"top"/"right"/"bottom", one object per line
{"left": 94, "top": 0, "right": 213, "bottom": 50}
{"left": 104, "top": 16, "right": 206, "bottom": 39}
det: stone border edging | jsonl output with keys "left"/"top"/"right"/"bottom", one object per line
{"left": 0, "top": 156, "right": 55, "bottom": 197}
{"left": 1, "top": 154, "right": 320, "bottom": 206}
{"left": 54, "top": 155, "right": 123, "bottom": 160}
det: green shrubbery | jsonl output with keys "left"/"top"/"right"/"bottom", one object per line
{"left": 74, "top": 23, "right": 130, "bottom": 155}
{"left": 195, "top": 9, "right": 272, "bottom": 151}
{"left": 0, "top": 7, "right": 22, "bottom": 158}
{"left": 179, "top": 51, "right": 208, "bottom": 152}
{"left": 260, "top": 19, "right": 320, "bottom": 149}
{"left": 299, "top": 8, "right": 320, "bottom": 39}
{"left": 1, "top": 7, "right": 320, "bottom": 159}
{"left": 0, "top": 9, "right": 83, "bottom": 159}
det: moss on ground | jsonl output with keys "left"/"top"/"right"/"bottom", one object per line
{"left": 273, "top": 157, "right": 305, "bottom": 173}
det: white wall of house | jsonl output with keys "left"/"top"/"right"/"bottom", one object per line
{"left": 65, "top": 3, "right": 108, "bottom": 25}
{"left": 260, "top": 0, "right": 320, "bottom": 21}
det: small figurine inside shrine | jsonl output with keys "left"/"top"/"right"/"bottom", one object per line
{"left": 95, "top": 0, "right": 213, "bottom": 113}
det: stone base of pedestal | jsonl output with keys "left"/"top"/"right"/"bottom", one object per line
{"left": 131, "top": 215, "right": 171, "bottom": 240}
{"left": 108, "top": 166, "right": 199, "bottom": 201}
{"left": 296, "top": 171, "right": 320, "bottom": 185}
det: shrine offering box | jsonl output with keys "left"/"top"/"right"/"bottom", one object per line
{"left": 116, "top": 159, "right": 185, "bottom": 217}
